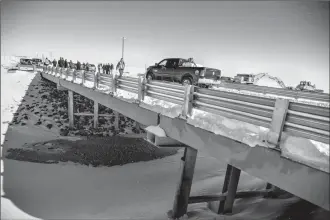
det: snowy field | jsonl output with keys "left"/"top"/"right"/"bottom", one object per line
{"left": 1, "top": 61, "right": 329, "bottom": 219}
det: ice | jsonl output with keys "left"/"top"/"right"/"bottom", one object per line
{"left": 141, "top": 96, "right": 182, "bottom": 118}
{"left": 144, "top": 125, "right": 167, "bottom": 137}
{"left": 83, "top": 80, "right": 95, "bottom": 88}
{"left": 280, "top": 135, "right": 329, "bottom": 173}
{"left": 187, "top": 109, "right": 269, "bottom": 148}
{"left": 114, "top": 89, "right": 138, "bottom": 102}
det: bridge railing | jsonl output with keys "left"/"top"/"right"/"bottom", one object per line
{"left": 216, "top": 82, "right": 329, "bottom": 103}
{"left": 41, "top": 66, "right": 330, "bottom": 145}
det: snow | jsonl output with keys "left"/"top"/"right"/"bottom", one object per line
{"left": 212, "top": 86, "right": 330, "bottom": 108}
{"left": 114, "top": 89, "right": 138, "bottom": 103}
{"left": 2, "top": 60, "right": 328, "bottom": 219}
{"left": 145, "top": 125, "right": 167, "bottom": 137}
{"left": 141, "top": 96, "right": 182, "bottom": 118}
{"left": 187, "top": 109, "right": 329, "bottom": 172}
{"left": 83, "top": 80, "right": 95, "bottom": 88}
{"left": 188, "top": 109, "right": 270, "bottom": 149}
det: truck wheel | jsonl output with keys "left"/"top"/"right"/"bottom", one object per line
{"left": 146, "top": 73, "right": 154, "bottom": 81}
{"left": 182, "top": 77, "right": 192, "bottom": 86}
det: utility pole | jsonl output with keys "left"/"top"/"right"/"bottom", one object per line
{"left": 122, "top": 37, "right": 126, "bottom": 59}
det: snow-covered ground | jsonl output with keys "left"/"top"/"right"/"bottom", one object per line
{"left": 2, "top": 59, "right": 329, "bottom": 219}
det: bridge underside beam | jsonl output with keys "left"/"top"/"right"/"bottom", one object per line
{"left": 159, "top": 115, "right": 329, "bottom": 211}
{"left": 41, "top": 73, "right": 159, "bottom": 127}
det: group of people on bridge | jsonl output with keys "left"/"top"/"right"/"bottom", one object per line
{"left": 42, "top": 57, "right": 126, "bottom": 76}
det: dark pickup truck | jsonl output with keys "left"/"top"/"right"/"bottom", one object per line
{"left": 145, "top": 58, "right": 221, "bottom": 87}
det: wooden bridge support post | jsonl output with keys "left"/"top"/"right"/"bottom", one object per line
{"left": 94, "top": 101, "right": 99, "bottom": 128}
{"left": 68, "top": 90, "right": 74, "bottom": 128}
{"left": 114, "top": 112, "right": 119, "bottom": 131}
{"left": 216, "top": 164, "right": 233, "bottom": 214}
{"left": 171, "top": 146, "right": 198, "bottom": 219}
{"left": 222, "top": 165, "right": 241, "bottom": 214}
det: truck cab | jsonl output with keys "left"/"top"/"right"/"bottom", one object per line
{"left": 146, "top": 58, "right": 221, "bottom": 86}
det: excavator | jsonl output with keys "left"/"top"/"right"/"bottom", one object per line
{"left": 233, "top": 73, "right": 286, "bottom": 89}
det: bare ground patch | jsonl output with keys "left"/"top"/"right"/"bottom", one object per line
{"left": 5, "top": 136, "right": 178, "bottom": 167}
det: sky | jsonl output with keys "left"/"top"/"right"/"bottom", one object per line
{"left": 1, "top": 1, "right": 329, "bottom": 91}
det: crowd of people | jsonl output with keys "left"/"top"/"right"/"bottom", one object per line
{"left": 43, "top": 57, "right": 126, "bottom": 76}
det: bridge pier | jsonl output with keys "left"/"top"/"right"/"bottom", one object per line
{"left": 114, "top": 111, "right": 119, "bottom": 131}
{"left": 94, "top": 101, "right": 99, "bottom": 128}
{"left": 171, "top": 146, "right": 197, "bottom": 219}
{"left": 68, "top": 90, "right": 74, "bottom": 128}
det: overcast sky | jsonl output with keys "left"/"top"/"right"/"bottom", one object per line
{"left": 1, "top": 1, "right": 329, "bottom": 91}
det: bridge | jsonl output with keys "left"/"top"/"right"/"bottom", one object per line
{"left": 40, "top": 66, "right": 329, "bottom": 219}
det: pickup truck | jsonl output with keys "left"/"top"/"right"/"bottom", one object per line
{"left": 145, "top": 58, "right": 221, "bottom": 87}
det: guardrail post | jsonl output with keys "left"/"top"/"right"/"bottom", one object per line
{"left": 94, "top": 101, "right": 99, "bottom": 128}
{"left": 72, "top": 70, "right": 76, "bottom": 83}
{"left": 138, "top": 75, "right": 146, "bottom": 102}
{"left": 68, "top": 90, "right": 74, "bottom": 128}
{"left": 65, "top": 68, "right": 69, "bottom": 80}
{"left": 266, "top": 99, "right": 290, "bottom": 148}
{"left": 81, "top": 70, "right": 86, "bottom": 86}
{"left": 94, "top": 71, "right": 99, "bottom": 89}
{"left": 182, "top": 85, "right": 195, "bottom": 118}
{"left": 111, "top": 74, "right": 117, "bottom": 94}
{"left": 171, "top": 146, "right": 197, "bottom": 219}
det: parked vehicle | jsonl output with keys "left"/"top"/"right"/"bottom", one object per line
{"left": 19, "top": 58, "right": 33, "bottom": 65}
{"left": 220, "top": 76, "right": 234, "bottom": 83}
{"left": 145, "top": 58, "right": 221, "bottom": 87}
{"left": 18, "top": 58, "right": 34, "bottom": 71}
{"left": 87, "top": 64, "right": 96, "bottom": 72}
{"left": 31, "top": 58, "right": 43, "bottom": 66}
{"left": 233, "top": 74, "right": 254, "bottom": 84}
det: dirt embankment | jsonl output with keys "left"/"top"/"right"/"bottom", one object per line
{"left": 5, "top": 73, "right": 178, "bottom": 167}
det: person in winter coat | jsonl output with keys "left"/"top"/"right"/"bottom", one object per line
{"left": 52, "top": 59, "right": 57, "bottom": 67}
{"left": 110, "top": 63, "right": 114, "bottom": 74}
{"left": 86, "top": 63, "right": 90, "bottom": 71}
{"left": 102, "top": 64, "right": 106, "bottom": 74}
{"left": 64, "top": 59, "right": 68, "bottom": 68}
{"left": 116, "top": 58, "right": 125, "bottom": 77}
{"left": 77, "top": 61, "right": 81, "bottom": 70}
{"left": 69, "top": 60, "right": 73, "bottom": 69}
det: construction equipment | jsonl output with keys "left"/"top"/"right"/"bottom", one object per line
{"left": 295, "top": 81, "right": 324, "bottom": 93}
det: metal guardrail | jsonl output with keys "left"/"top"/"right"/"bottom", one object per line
{"left": 216, "top": 82, "right": 330, "bottom": 103}
{"left": 41, "top": 66, "right": 330, "bottom": 145}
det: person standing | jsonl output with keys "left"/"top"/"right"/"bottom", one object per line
{"left": 77, "top": 61, "right": 81, "bottom": 70}
{"left": 52, "top": 59, "right": 57, "bottom": 67}
{"left": 116, "top": 58, "right": 125, "bottom": 77}
{"left": 110, "top": 63, "right": 114, "bottom": 74}
{"left": 64, "top": 59, "right": 68, "bottom": 68}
